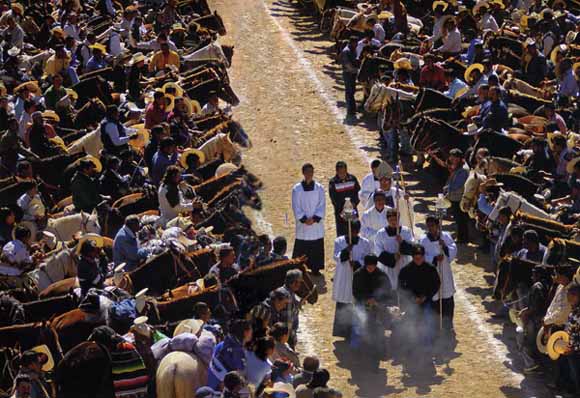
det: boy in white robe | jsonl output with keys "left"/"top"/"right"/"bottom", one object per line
{"left": 291, "top": 163, "right": 326, "bottom": 274}
{"left": 358, "top": 159, "right": 382, "bottom": 210}
{"left": 420, "top": 215, "right": 457, "bottom": 337}
{"left": 374, "top": 208, "right": 415, "bottom": 290}
{"left": 332, "top": 220, "right": 371, "bottom": 339}
{"left": 361, "top": 190, "right": 389, "bottom": 248}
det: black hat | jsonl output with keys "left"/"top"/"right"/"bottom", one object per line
{"left": 412, "top": 244, "right": 425, "bottom": 256}
{"left": 426, "top": 214, "right": 440, "bottom": 223}
{"left": 364, "top": 254, "right": 378, "bottom": 265}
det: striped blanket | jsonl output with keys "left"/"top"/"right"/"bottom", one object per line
{"left": 110, "top": 342, "right": 149, "bottom": 398}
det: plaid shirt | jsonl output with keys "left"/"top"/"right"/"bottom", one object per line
{"left": 566, "top": 306, "right": 580, "bottom": 352}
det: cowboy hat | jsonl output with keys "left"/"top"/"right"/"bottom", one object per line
{"left": 129, "top": 52, "right": 146, "bottom": 66}
{"left": 51, "top": 27, "right": 65, "bottom": 37}
{"left": 173, "top": 319, "right": 204, "bottom": 337}
{"left": 432, "top": 0, "right": 449, "bottom": 12}
{"left": 490, "top": 0, "right": 506, "bottom": 9}
{"left": 547, "top": 330, "right": 570, "bottom": 360}
{"left": 72, "top": 155, "right": 103, "bottom": 173}
{"left": 464, "top": 63, "right": 484, "bottom": 83}
{"left": 215, "top": 162, "right": 238, "bottom": 177}
{"left": 13, "top": 80, "right": 40, "bottom": 95}
{"left": 473, "top": 1, "right": 490, "bottom": 15}
{"left": 574, "top": 62, "right": 580, "bottom": 74}
{"left": 263, "top": 383, "right": 296, "bottom": 398}
{"left": 76, "top": 233, "right": 105, "bottom": 255}
{"left": 565, "top": 31, "right": 578, "bottom": 45}
{"left": 550, "top": 44, "right": 568, "bottom": 64}
{"left": 128, "top": 128, "right": 150, "bottom": 151}
{"left": 179, "top": 148, "right": 206, "bottom": 168}
{"left": 536, "top": 326, "right": 549, "bottom": 354}
{"left": 171, "top": 23, "right": 187, "bottom": 34}
{"left": 435, "top": 193, "right": 452, "bottom": 210}
{"left": 162, "top": 82, "right": 184, "bottom": 98}
{"left": 11, "top": 3, "right": 24, "bottom": 14}
{"left": 567, "top": 156, "right": 580, "bottom": 174}
{"left": 65, "top": 88, "right": 78, "bottom": 102}
{"left": 182, "top": 97, "right": 197, "bottom": 116}
{"left": 31, "top": 345, "right": 54, "bottom": 372}
{"left": 378, "top": 11, "right": 393, "bottom": 20}
{"left": 394, "top": 57, "right": 412, "bottom": 71}
{"left": 49, "top": 136, "right": 67, "bottom": 152}
{"left": 42, "top": 110, "right": 60, "bottom": 123}
{"left": 464, "top": 123, "right": 481, "bottom": 136}
{"left": 89, "top": 43, "right": 107, "bottom": 54}
{"left": 132, "top": 316, "right": 151, "bottom": 337}
{"left": 7, "top": 46, "right": 20, "bottom": 57}
{"left": 41, "top": 231, "right": 62, "bottom": 251}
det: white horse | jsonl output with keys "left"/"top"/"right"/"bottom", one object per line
{"left": 45, "top": 210, "right": 101, "bottom": 242}
{"left": 364, "top": 82, "right": 417, "bottom": 113}
{"left": 197, "top": 133, "right": 240, "bottom": 164}
{"left": 182, "top": 41, "right": 229, "bottom": 67}
{"left": 27, "top": 247, "right": 77, "bottom": 292}
{"left": 67, "top": 128, "right": 103, "bottom": 157}
{"left": 488, "top": 191, "right": 553, "bottom": 223}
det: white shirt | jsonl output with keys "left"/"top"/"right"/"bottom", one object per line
{"left": 544, "top": 283, "right": 572, "bottom": 326}
{"left": 332, "top": 235, "right": 372, "bottom": 304}
{"left": 479, "top": 13, "right": 499, "bottom": 32}
{"left": 18, "top": 111, "right": 32, "bottom": 142}
{"left": 158, "top": 184, "right": 194, "bottom": 227}
{"left": 291, "top": 181, "right": 325, "bottom": 241}
{"left": 374, "top": 226, "right": 414, "bottom": 289}
{"left": 2, "top": 239, "right": 32, "bottom": 266}
{"left": 356, "top": 38, "right": 381, "bottom": 58}
{"left": 17, "top": 192, "right": 46, "bottom": 221}
{"left": 358, "top": 172, "right": 379, "bottom": 210}
{"left": 103, "top": 121, "right": 133, "bottom": 146}
{"left": 436, "top": 28, "right": 462, "bottom": 54}
{"left": 373, "top": 23, "right": 386, "bottom": 42}
{"left": 360, "top": 206, "right": 387, "bottom": 247}
{"left": 420, "top": 231, "right": 457, "bottom": 300}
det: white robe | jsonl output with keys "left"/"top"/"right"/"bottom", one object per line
{"left": 291, "top": 182, "right": 325, "bottom": 241}
{"left": 360, "top": 206, "right": 387, "bottom": 248}
{"left": 374, "top": 226, "right": 414, "bottom": 290}
{"left": 332, "top": 236, "right": 371, "bottom": 304}
{"left": 358, "top": 173, "right": 379, "bottom": 210}
{"left": 420, "top": 232, "right": 457, "bottom": 300}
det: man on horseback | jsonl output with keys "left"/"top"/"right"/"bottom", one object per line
{"left": 100, "top": 105, "right": 134, "bottom": 156}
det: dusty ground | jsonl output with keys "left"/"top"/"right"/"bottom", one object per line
{"left": 210, "top": 0, "right": 556, "bottom": 396}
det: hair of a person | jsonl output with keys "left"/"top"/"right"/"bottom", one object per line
{"left": 285, "top": 269, "right": 303, "bottom": 286}
{"left": 229, "top": 318, "right": 251, "bottom": 342}
{"left": 14, "top": 225, "right": 30, "bottom": 241}
{"left": 253, "top": 336, "right": 275, "bottom": 361}
{"left": 302, "top": 355, "right": 320, "bottom": 372}
{"left": 193, "top": 302, "right": 210, "bottom": 318}
{"left": 272, "top": 236, "right": 287, "bottom": 254}
{"left": 269, "top": 322, "right": 289, "bottom": 341}
{"left": 302, "top": 163, "right": 314, "bottom": 173}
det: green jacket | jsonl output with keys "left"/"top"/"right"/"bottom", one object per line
{"left": 71, "top": 172, "right": 100, "bottom": 212}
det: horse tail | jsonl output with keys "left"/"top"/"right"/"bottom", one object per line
{"left": 156, "top": 352, "right": 199, "bottom": 398}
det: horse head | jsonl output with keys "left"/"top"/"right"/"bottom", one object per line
{"left": 81, "top": 209, "right": 101, "bottom": 235}
{"left": 227, "top": 121, "right": 251, "bottom": 149}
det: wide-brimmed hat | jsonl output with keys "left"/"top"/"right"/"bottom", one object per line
{"left": 171, "top": 23, "right": 187, "bottom": 34}
{"left": 51, "top": 27, "right": 65, "bottom": 37}
{"left": 435, "top": 193, "right": 452, "bottom": 209}
{"left": 394, "top": 57, "right": 412, "bottom": 71}
{"left": 128, "top": 128, "right": 150, "bottom": 150}
{"left": 550, "top": 44, "right": 568, "bottom": 64}
{"left": 72, "top": 155, "right": 103, "bottom": 173}
{"left": 464, "top": 63, "right": 484, "bottom": 83}
{"left": 14, "top": 81, "right": 40, "bottom": 95}
{"left": 76, "top": 233, "right": 105, "bottom": 254}
{"left": 42, "top": 110, "right": 60, "bottom": 123}
{"left": 173, "top": 319, "right": 204, "bottom": 337}
{"left": 465, "top": 123, "right": 481, "bottom": 136}
{"left": 536, "top": 326, "right": 548, "bottom": 354}
{"left": 473, "top": 1, "right": 490, "bottom": 15}
{"left": 565, "top": 31, "right": 578, "bottom": 45}
{"left": 432, "top": 0, "right": 448, "bottom": 12}
{"left": 547, "top": 331, "right": 570, "bottom": 360}
{"left": 49, "top": 136, "right": 67, "bottom": 152}
{"left": 31, "top": 345, "right": 54, "bottom": 372}
{"left": 41, "top": 231, "right": 63, "bottom": 251}
{"left": 11, "top": 3, "right": 24, "bottom": 15}
{"left": 129, "top": 52, "right": 146, "bottom": 66}
{"left": 179, "top": 148, "right": 206, "bottom": 168}
{"left": 263, "top": 382, "right": 296, "bottom": 398}
{"left": 162, "top": 82, "right": 184, "bottom": 98}
{"left": 89, "top": 43, "right": 107, "bottom": 54}
{"left": 215, "top": 162, "right": 238, "bottom": 177}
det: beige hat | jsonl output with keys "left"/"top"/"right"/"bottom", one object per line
{"left": 173, "top": 319, "right": 204, "bottom": 337}
{"left": 547, "top": 331, "right": 570, "bottom": 360}
{"left": 31, "top": 345, "right": 54, "bottom": 372}
{"left": 179, "top": 148, "right": 206, "bottom": 168}
{"left": 76, "top": 233, "right": 105, "bottom": 254}
{"left": 263, "top": 382, "right": 296, "bottom": 398}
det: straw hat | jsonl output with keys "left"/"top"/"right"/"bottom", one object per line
{"left": 173, "top": 319, "right": 204, "bottom": 337}
{"left": 129, "top": 52, "right": 146, "bottom": 66}
{"left": 42, "top": 110, "right": 60, "bottom": 123}
{"left": 72, "top": 155, "right": 103, "bottom": 173}
{"left": 215, "top": 162, "right": 238, "bottom": 177}
{"left": 550, "top": 44, "right": 568, "bottom": 64}
{"left": 536, "top": 326, "right": 548, "bottom": 354}
{"left": 76, "top": 233, "right": 105, "bottom": 254}
{"left": 171, "top": 23, "right": 187, "bottom": 34}
{"left": 51, "top": 27, "right": 65, "bottom": 37}
{"left": 65, "top": 88, "right": 78, "bottom": 101}
{"left": 432, "top": 0, "right": 449, "bottom": 12}
{"left": 464, "top": 63, "right": 484, "bottom": 83}
{"left": 7, "top": 46, "right": 20, "bottom": 57}
{"left": 128, "top": 128, "right": 150, "bottom": 151}
{"left": 162, "top": 82, "right": 184, "bottom": 98}
{"left": 181, "top": 97, "right": 199, "bottom": 116}
{"left": 89, "top": 43, "right": 107, "bottom": 54}
{"left": 31, "top": 345, "right": 54, "bottom": 372}
{"left": 49, "top": 136, "right": 67, "bottom": 152}
{"left": 547, "top": 331, "right": 570, "bottom": 360}
{"left": 473, "top": 1, "right": 490, "bottom": 15}
{"left": 263, "top": 383, "right": 296, "bottom": 398}
{"left": 11, "top": 3, "right": 24, "bottom": 15}
{"left": 394, "top": 57, "right": 412, "bottom": 71}
{"left": 490, "top": 0, "right": 506, "bottom": 9}
{"left": 14, "top": 81, "right": 40, "bottom": 95}
{"left": 179, "top": 148, "right": 206, "bottom": 168}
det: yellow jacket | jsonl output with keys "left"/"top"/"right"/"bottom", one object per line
{"left": 148, "top": 50, "right": 180, "bottom": 72}
{"left": 43, "top": 54, "right": 71, "bottom": 78}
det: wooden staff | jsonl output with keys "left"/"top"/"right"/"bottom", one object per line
{"left": 397, "top": 160, "right": 415, "bottom": 239}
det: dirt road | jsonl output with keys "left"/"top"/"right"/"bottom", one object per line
{"left": 210, "top": 0, "right": 554, "bottom": 396}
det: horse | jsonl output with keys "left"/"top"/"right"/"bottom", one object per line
{"left": 484, "top": 156, "right": 523, "bottom": 176}
{"left": 182, "top": 41, "right": 230, "bottom": 67}
{"left": 0, "top": 322, "right": 62, "bottom": 365}
{"left": 197, "top": 133, "right": 241, "bottom": 165}
{"left": 460, "top": 171, "right": 486, "bottom": 218}
{"left": 73, "top": 99, "right": 107, "bottom": 130}
{"left": 30, "top": 152, "right": 87, "bottom": 189}
{"left": 545, "top": 238, "right": 580, "bottom": 266}
{"left": 72, "top": 76, "right": 113, "bottom": 108}
{"left": 488, "top": 191, "right": 553, "bottom": 224}
{"left": 156, "top": 351, "right": 207, "bottom": 398}
{"left": 193, "top": 120, "right": 251, "bottom": 149}
{"left": 46, "top": 210, "right": 101, "bottom": 242}
{"left": 493, "top": 256, "right": 536, "bottom": 301}
{"left": 50, "top": 308, "right": 104, "bottom": 353}
{"left": 228, "top": 258, "right": 318, "bottom": 314}
{"left": 39, "top": 277, "right": 79, "bottom": 300}
{"left": 66, "top": 128, "right": 103, "bottom": 158}
{"left": 26, "top": 247, "right": 78, "bottom": 293}
{"left": 22, "top": 293, "right": 78, "bottom": 323}
{"left": 191, "top": 11, "right": 226, "bottom": 35}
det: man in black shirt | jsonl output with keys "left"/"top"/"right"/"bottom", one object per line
{"left": 328, "top": 161, "right": 360, "bottom": 238}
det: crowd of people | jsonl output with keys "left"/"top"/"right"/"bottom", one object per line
{"left": 332, "top": 0, "right": 580, "bottom": 395}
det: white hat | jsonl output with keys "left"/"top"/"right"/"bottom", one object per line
{"left": 263, "top": 383, "right": 296, "bottom": 398}
{"left": 41, "top": 231, "right": 58, "bottom": 251}
{"left": 465, "top": 123, "right": 481, "bottom": 136}
{"left": 135, "top": 288, "right": 149, "bottom": 312}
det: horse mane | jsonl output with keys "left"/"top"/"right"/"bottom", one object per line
{"left": 194, "top": 120, "right": 231, "bottom": 147}
{"left": 206, "top": 180, "right": 243, "bottom": 208}
{"left": 192, "top": 168, "right": 239, "bottom": 191}
{"left": 237, "top": 256, "right": 306, "bottom": 276}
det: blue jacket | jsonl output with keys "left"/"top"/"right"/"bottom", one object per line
{"left": 113, "top": 225, "right": 146, "bottom": 271}
{"left": 150, "top": 151, "right": 178, "bottom": 185}
{"left": 476, "top": 99, "right": 509, "bottom": 131}
{"left": 207, "top": 336, "right": 246, "bottom": 389}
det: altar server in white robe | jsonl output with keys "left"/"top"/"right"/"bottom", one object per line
{"left": 359, "top": 159, "right": 383, "bottom": 209}
{"left": 374, "top": 208, "right": 415, "bottom": 290}
{"left": 361, "top": 190, "right": 389, "bottom": 248}
{"left": 420, "top": 214, "right": 457, "bottom": 333}
{"left": 331, "top": 220, "right": 371, "bottom": 339}
{"left": 291, "top": 163, "right": 326, "bottom": 274}
{"left": 366, "top": 175, "right": 398, "bottom": 210}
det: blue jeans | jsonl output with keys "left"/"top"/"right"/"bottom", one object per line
{"left": 343, "top": 72, "right": 357, "bottom": 115}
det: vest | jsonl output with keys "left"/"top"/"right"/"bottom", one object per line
{"left": 100, "top": 119, "right": 127, "bottom": 154}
